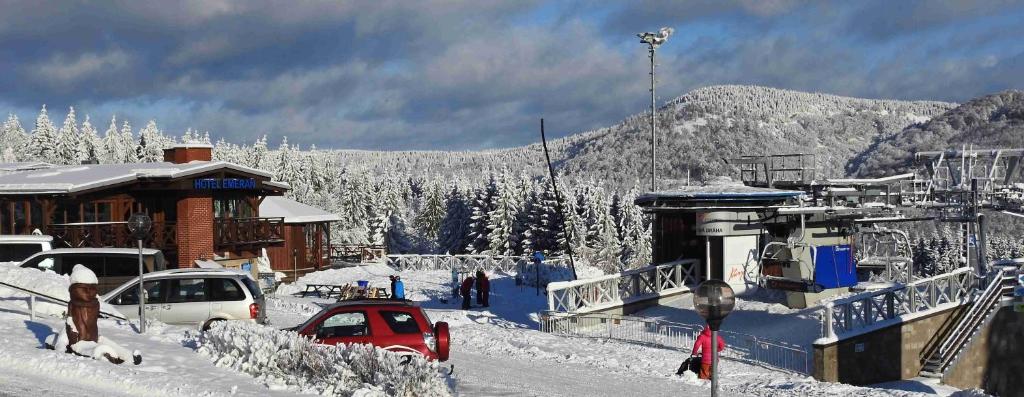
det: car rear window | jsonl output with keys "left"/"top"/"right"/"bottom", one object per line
{"left": 208, "top": 278, "right": 245, "bottom": 301}
{"left": 380, "top": 310, "right": 422, "bottom": 334}
{"left": 0, "top": 243, "right": 44, "bottom": 262}
{"left": 240, "top": 277, "right": 263, "bottom": 299}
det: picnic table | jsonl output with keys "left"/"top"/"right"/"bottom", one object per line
{"left": 299, "top": 283, "right": 392, "bottom": 300}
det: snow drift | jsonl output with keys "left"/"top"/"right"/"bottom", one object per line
{"left": 193, "top": 321, "right": 452, "bottom": 397}
{"left": 0, "top": 265, "right": 123, "bottom": 318}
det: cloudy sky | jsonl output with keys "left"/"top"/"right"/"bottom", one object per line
{"left": 1, "top": 0, "right": 1022, "bottom": 150}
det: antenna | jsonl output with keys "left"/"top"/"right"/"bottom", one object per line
{"left": 540, "top": 118, "right": 578, "bottom": 280}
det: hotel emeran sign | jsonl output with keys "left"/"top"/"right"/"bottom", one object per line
{"left": 193, "top": 178, "right": 257, "bottom": 190}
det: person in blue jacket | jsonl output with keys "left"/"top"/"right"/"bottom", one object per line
{"left": 392, "top": 275, "right": 406, "bottom": 300}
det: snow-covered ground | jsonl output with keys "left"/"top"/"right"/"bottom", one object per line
{"left": 0, "top": 263, "right": 990, "bottom": 396}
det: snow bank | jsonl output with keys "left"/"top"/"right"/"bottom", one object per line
{"left": 0, "top": 265, "right": 123, "bottom": 318}
{"left": 193, "top": 321, "right": 452, "bottom": 397}
{"left": 515, "top": 261, "right": 603, "bottom": 289}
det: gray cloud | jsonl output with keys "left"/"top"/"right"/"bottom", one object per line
{"left": 0, "top": 1, "right": 1022, "bottom": 150}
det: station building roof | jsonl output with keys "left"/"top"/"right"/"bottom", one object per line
{"left": 0, "top": 161, "right": 289, "bottom": 195}
{"left": 635, "top": 183, "right": 803, "bottom": 210}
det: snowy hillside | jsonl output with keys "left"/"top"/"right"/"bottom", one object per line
{"left": 327, "top": 85, "right": 955, "bottom": 189}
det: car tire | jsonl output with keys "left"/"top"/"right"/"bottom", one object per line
{"left": 202, "top": 318, "right": 225, "bottom": 332}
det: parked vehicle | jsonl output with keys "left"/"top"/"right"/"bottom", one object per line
{"left": 102, "top": 268, "right": 266, "bottom": 330}
{"left": 293, "top": 299, "right": 449, "bottom": 361}
{"left": 19, "top": 248, "right": 167, "bottom": 294}
{"left": 0, "top": 235, "right": 53, "bottom": 264}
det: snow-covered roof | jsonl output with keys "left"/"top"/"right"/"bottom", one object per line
{"left": 0, "top": 161, "right": 280, "bottom": 194}
{"left": 636, "top": 184, "right": 804, "bottom": 205}
{"left": 0, "top": 161, "right": 54, "bottom": 174}
{"left": 260, "top": 196, "right": 341, "bottom": 224}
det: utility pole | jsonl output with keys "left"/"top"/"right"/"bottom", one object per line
{"left": 638, "top": 27, "right": 673, "bottom": 192}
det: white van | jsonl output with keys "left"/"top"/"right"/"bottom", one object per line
{"left": 103, "top": 268, "right": 266, "bottom": 330}
{"left": 0, "top": 235, "right": 53, "bottom": 264}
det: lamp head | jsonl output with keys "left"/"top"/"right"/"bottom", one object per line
{"left": 127, "top": 213, "right": 152, "bottom": 240}
{"left": 637, "top": 27, "right": 674, "bottom": 48}
{"left": 692, "top": 279, "right": 735, "bottom": 331}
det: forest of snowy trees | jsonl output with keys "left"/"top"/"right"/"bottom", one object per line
{"left": 0, "top": 105, "right": 651, "bottom": 272}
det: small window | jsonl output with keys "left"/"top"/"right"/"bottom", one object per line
{"left": 0, "top": 243, "right": 44, "bottom": 262}
{"left": 63, "top": 255, "right": 104, "bottom": 277}
{"left": 114, "top": 280, "right": 164, "bottom": 305}
{"left": 168, "top": 278, "right": 207, "bottom": 303}
{"left": 103, "top": 256, "right": 140, "bottom": 277}
{"left": 380, "top": 311, "right": 422, "bottom": 334}
{"left": 21, "top": 254, "right": 57, "bottom": 272}
{"left": 317, "top": 311, "right": 369, "bottom": 338}
{"left": 208, "top": 278, "right": 245, "bottom": 301}
{"left": 240, "top": 277, "right": 263, "bottom": 299}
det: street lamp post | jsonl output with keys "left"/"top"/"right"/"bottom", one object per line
{"left": 127, "top": 213, "right": 152, "bottom": 333}
{"left": 637, "top": 27, "right": 673, "bottom": 192}
{"left": 693, "top": 280, "right": 735, "bottom": 397}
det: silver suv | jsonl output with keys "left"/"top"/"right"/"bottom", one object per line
{"left": 0, "top": 235, "right": 53, "bottom": 264}
{"left": 102, "top": 268, "right": 266, "bottom": 330}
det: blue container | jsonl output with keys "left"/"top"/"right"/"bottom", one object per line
{"left": 813, "top": 245, "right": 857, "bottom": 289}
{"left": 357, "top": 280, "right": 369, "bottom": 289}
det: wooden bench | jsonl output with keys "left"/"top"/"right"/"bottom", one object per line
{"left": 301, "top": 284, "right": 347, "bottom": 298}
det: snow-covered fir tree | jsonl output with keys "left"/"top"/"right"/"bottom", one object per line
{"left": 55, "top": 107, "right": 81, "bottom": 165}
{"left": 29, "top": 105, "right": 59, "bottom": 163}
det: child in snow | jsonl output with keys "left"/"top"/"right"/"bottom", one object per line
{"left": 691, "top": 325, "right": 725, "bottom": 380}
{"left": 45, "top": 265, "right": 142, "bottom": 365}
{"left": 392, "top": 276, "right": 406, "bottom": 300}
{"left": 475, "top": 270, "right": 490, "bottom": 307}
{"left": 460, "top": 276, "right": 475, "bottom": 310}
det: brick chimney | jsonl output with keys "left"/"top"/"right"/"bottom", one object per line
{"left": 163, "top": 144, "right": 213, "bottom": 164}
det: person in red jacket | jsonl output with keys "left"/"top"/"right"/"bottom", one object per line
{"left": 691, "top": 325, "right": 726, "bottom": 380}
{"left": 475, "top": 270, "right": 490, "bottom": 307}
{"left": 460, "top": 276, "right": 475, "bottom": 310}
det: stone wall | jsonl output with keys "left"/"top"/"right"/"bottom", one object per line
{"left": 814, "top": 305, "right": 966, "bottom": 385}
{"left": 943, "top": 306, "right": 1024, "bottom": 396}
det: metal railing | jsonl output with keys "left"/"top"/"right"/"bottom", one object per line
{"left": 539, "top": 312, "right": 811, "bottom": 374}
{"left": 922, "top": 268, "right": 1016, "bottom": 376}
{"left": 546, "top": 259, "right": 699, "bottom": 313}
{"left": 819, "top": 267, "right": 975, "bottom": 340}
{"left": 0, "top": 281, "right": 127, "bottom": 321}
{"left": 386, "top": 254, "right": 549, "bottom": 273}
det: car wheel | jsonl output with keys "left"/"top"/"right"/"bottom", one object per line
{"left": 202, "top": 318, "right": 225, "bottom": 332}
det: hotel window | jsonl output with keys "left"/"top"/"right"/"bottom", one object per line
{"left": 214, "top": 198, "right": 254, "bottom": 219}
{"left": 83, "top": 202, "right": 113, "bottom": 223}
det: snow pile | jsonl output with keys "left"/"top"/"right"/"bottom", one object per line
{"left": 276, "top": 265, "right": 453, "bottom": 303}
{"left": 0, "top": 265, "right": 123, "bottom": 318}
{"left": 515, "top": 260, "right": 603, "bottom": 288}
{"left": 193, "top": 321, "right": 452, "bottom": 397}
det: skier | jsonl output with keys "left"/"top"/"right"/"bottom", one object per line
{"left": 475, "top": 270, "right": 490, "bottom": 307}
{"left": 460, "top": 275, "right": 475, "bottom": 310}
{"left": 691, "top": 325, "right": 726, "bottom": 380}
{"left": 393, "top": 276, "right": 406, "bottom": 300}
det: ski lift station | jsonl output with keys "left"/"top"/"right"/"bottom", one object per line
{"left": 594, "top": 150, "right": 1024, "bottom": 395}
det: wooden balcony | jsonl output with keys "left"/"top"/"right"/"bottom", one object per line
{"left": 214, "top": 217, "right": 285, "bottom": 250}
{"left": 47, "top": 222, "right": 178, "bottom": 253}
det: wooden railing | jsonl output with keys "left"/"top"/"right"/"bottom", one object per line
{"left": 48, "top": 222, "right": 177, "bottom": 252}
{"left": 213, "top": 217, "right": 285, "bottom": 249}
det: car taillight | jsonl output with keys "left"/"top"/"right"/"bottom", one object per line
{"left": 423, "top": 332, "right": 437, "bottom": 353}
{"left": 249, "top": 303, "right": 259, "bottom": 319}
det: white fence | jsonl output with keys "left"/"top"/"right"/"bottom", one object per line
{"left": 539, "top": 312, "right": 811, "bottom": 374}
{"left": 386, "top": 254, "right": 537, "bottom": 273}
{"left": 547, "top": 260, "right": 699, "bottom": 313}
{"left": 819, "top": 267, "right": 976, "bottom": 341}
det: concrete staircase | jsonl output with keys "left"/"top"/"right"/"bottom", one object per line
{"left": 920, "top": 268, "right": 1016, "bottom": 378}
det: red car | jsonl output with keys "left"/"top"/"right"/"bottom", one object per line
{"left": 294, "top": 299, "right": 450, "bottom": 362}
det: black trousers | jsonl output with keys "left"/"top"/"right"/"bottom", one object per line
{"left": 477, "top": 291, "right": 489, "bottom": 307}
{"left": 461, "top": 293, "right": 471, "bottom": 309}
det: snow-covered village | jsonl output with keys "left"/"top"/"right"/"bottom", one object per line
{"left": 1, "top": 2, "right": 1023, "bottom": 397}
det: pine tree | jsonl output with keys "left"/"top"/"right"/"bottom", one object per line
{"left": 465, "top": 175, "right": 498, "bottom": 254}
{"left": 414, "top": 183, "right": 446, "bottom": 242}
{"left": 0, "top": 114, "right": 28, "bottom": 160}
{"left": 56, "top": 107, "right": 81, "bottom": 164}
{"left": 119, "top": 120, "right": 136, "bottom": 163}
{"left": 437, "top": 186, "right": 471, "bottom": 254}
{"left": 29, "top": 105, "right": 59, "bottom": 163}
{"left": 485, "top": 173, "right": 520, "bottom": 255}
{"left": 78, "top": 115, "right": 103, "bottom": 163}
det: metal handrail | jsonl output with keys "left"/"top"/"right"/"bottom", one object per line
{"left": 926, "top": 268, "right": 1009, "bottom": 374}
{"left": 819, "top": 267, "right": 974, "bottom": 340}
{"left": 540, "top": 312, "right": 811, "bottom": 374}
{"left": 0, "top": 281, "right": 127, "bottom": 321}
